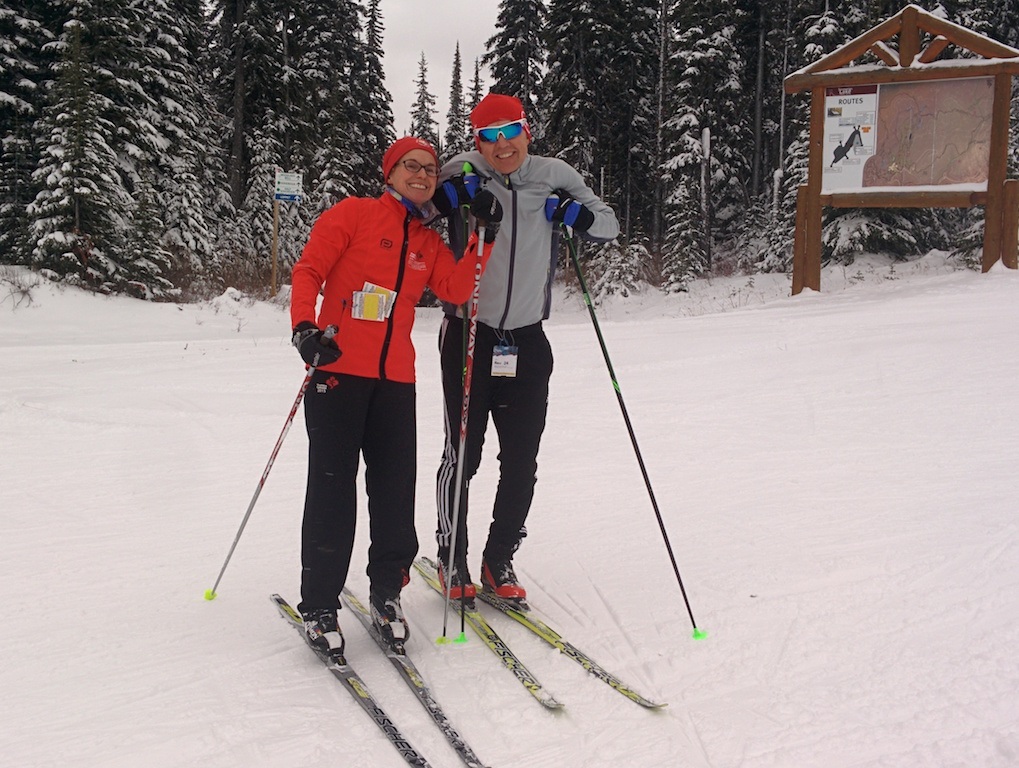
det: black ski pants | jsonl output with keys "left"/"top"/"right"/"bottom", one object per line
{"left": 435, "top": 316, "right": 553, "bottom": 565}
{"left": 298, "top": 371, "right": 417, "bottom": 614}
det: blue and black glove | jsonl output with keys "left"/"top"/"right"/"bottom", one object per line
{"left": 433, "top": 172, "right": 480, "bottom": 216}
{"left": 292, "top": 322, "right": 341, "bottom": 367}
{"left": 544, "top": 189, "right": 595, "bottom": 233}
{"left": 470, "top": 189, "right": 503, "bottom": 244}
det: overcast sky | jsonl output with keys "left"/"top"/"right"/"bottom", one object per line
{"left": 379, "top": 0, "right": 501, "bottom": 137}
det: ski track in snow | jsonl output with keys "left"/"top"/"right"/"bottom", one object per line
{"left": 2, "top": 256, "right": 1019, "bottom": 767}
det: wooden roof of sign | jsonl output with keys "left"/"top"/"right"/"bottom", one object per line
{"left": 785, "top": 4, "right": 1019, "bottom": 93}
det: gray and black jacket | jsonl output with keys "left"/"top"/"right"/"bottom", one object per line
{"left": 438, "top": 150, "right": 620, "bottom": 332}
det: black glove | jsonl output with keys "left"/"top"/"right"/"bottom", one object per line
{"left": 470, "top": 189, "right": 503, "bottom": 244}
{"left": 432, "top": 172, "right": 480, "bottom": 216}
{"left": 545, "top": 189, "right": 595, "bottom": 233}
{"left": 292, "top": 321, "right": 341, "bottom": 367}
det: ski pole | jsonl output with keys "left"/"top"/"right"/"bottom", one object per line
{"left": 438, "top": 227, "right": 486, "bottom": 644}
{"left": 204, "top": 324, "right": 338, "bottom": 601}
{"left": 560, "top": 227, "right": 705, "bottom": 639}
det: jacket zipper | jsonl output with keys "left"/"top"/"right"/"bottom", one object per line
{"left": 497, "top": 175, "right": 517, "bottom": 331}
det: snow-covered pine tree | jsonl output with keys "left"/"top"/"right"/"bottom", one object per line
{"left": 747, "top": 0, "right": 842, "bottom": 273}
{"left": 584, "top": 239, "right": 653, "bottom": 301}
{"left": 482, "top": 0, "right": 546, "bottom": 130}
{"left": 540, "top": 0, "right": 606, "bottom": 174}
{"left": 0, "top": 1, "right": 53, "bottom": 264}
{"left": 350, "top": 0, "right": 395, "bottom": 196}
{"left": 27, "top": 3, "right": 133, "bottom": 290}
{"left": 443, "top": 43, "right": 471, "bottom": 160}
{"left": 597, "top": 0, "right": 659, "bottom": 246}
{"left": 135, "top": 0, "right": 219, "bottom": 294}
{"left": 208, "top": 0, "right": 278, "bottom": 216}
{"left": 661, "top": 180, "right": 706, "bottom": 292}
{"left": 468, "top": 57, "right": 484, "bottom": 111}
{"left": 409, "top": 53, "right": 440, "bottom": 149}
{"left": 660, "top": 0, "right": 749, "bottom": 276}
{"left": 123, "top": 174, "right": 174, "bottom": 299}
{"left": 294, "top": 0, "right": 366, "bottom": 211}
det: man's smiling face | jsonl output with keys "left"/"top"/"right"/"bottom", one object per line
{"left": 477, "top": 124, "right": 529, "bottom": 175}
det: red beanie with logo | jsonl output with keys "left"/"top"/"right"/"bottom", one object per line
{"left": 382, "top": 136, "right": 439, "bottom": 180}
{"left": 470, "top": 93, "right": 531, "bottom": 141}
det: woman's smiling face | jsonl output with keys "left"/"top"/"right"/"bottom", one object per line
{"left": 387, "top": 149, "right": 439, "bottom": 206}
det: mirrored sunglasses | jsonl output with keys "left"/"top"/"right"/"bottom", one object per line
{"left": 399, "top": 159, "right": 439, "bottom": 177}
{"left": 474, "top": 120, "right": 527, "bottom": 143}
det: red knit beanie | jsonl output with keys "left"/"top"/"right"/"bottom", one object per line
{"left": 470, "top": 93, "right": 531, "bottom": 140}
{"left": 382, "top": 136, "right": 439, "bottom": 180}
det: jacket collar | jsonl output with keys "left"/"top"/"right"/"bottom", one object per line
{"left": 463, "top": 151, "right": 533, "bottom": 186}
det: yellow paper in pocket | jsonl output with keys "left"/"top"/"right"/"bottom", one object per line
{"left": 352, "top": 290, "right": 387, "bottom": 321}
{"left": 362, "top": 282, "right": 396, "bottom": 318}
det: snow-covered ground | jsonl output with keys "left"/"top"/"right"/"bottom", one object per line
{"left": 2, "top": 254, "right": 1017, "bottom": 767}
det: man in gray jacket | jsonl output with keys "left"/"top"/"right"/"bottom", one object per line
{"left": 432, "top": 93, "right": 620, "bottom": 602}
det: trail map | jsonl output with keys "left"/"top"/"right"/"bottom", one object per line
{"left": 822, "top": 77, "right": 993, "bottom": 193}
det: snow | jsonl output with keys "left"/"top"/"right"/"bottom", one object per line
{"left": 2, "top": 254, "right": 1018, "bottom": 767}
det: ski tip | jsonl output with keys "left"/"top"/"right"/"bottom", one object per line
{"left": 692, "top": 627, "right": 707, "bottom": 640}
{"left": 204, "top": 589, "right": 217, "bottom": 601}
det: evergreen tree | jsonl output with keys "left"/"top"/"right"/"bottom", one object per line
{"left": 540, "top": 0, "right": 606, "bottom": 173}
{"left": 208, "top": 0, "right": 271, "bottom": 214}
{"left": 661, "top": 0, "right": 749, "bottom": 275}
{"left": 139, "top": 0, "right": 219, "bottom": 291}
{"left": 27, "top": 7, "right": 131, "bottom": 288}
{"left": 598, "top": 0, "right": 659, "bottom": 245}
{"left": 468, "top": 57, "right": 484, "bottom": 110}
{"left": 585, "top": 240, "right": 652, "bottom": 301}
{"left": 483, "top": 0, "right": 546, "bottom": 120}
{"left": 443, "top": 43, "right": 471, "bottom": 160}
{"left": 749, "top": 0, "right": 845, "bottom": 273}
{"left": 661, "top": 180, "right": 707, "bottom": 291}
{"left": 409, "top": 53, "right": 439, "bottom": 148}
{"left": 352, "top": 0, "right": 395, "bottom": 195}
{"left": 0, "top": 1, "right": 53, "bottom": 263}
{"left": 123, "top": 174, "right": 174, "bottom": 298}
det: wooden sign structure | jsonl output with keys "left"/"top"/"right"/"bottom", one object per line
{"left": 784, "top": 4, "right": 1019, "bottom": 294}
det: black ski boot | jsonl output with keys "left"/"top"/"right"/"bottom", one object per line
{"left": 302, "top": 608, "right": 345, "bottom": 658}
{"left": 370, "top": 590, "right": 409, "bottom": 654}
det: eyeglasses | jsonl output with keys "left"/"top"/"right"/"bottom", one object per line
{"left": 399, "top": 159, "right": 439, "bottom": 177}
{"left": 474, "top": 120, "right": 527, "bottom": 143}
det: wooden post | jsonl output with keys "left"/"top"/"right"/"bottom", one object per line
{"left": 982, "top": 74, "right": 1011, "bottom": 272}
{"left": 899, "top": 5, "right": 921, "bottom": 65}
{"left": 271, "top": 199, "right": 280, "bottom": 297}
{"left": 792, "top": 185, "right": 808, "bottom": 295}
{"left": 1002, "top": 179, "right": 1019, "bottom": 270}
{"left": 803, "top": 86, "right": 825, "bottom": 292}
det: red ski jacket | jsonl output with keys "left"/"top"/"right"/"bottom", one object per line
{"left": 291, "top": 192, "right": 487, "bottom": 383}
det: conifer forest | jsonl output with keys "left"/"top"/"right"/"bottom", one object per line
{"left": 1, "top": 0, "right": 1017, "bottom": 300}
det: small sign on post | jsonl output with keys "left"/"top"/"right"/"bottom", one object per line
{"left": 274, "top": 171, "right": 303, "bottom": 203}
{"left": 271, "top": 169, "right": 304, "bottom": 296}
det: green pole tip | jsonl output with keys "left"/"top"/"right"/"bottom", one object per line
{"left": 454, "top": 632, "right": 468, "bottom": 644}
{"left": 692, "top": 628, "right": 707, "bottom": 640}
{"left": 204, "top": 589, "right": 217, "bottom": 601}
{"left": 463, "top": 161, "right": 473, "bottom": 173}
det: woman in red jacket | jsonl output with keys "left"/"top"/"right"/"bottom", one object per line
{"left": 289, "top": 136, "right": 502, "bottom": 654}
